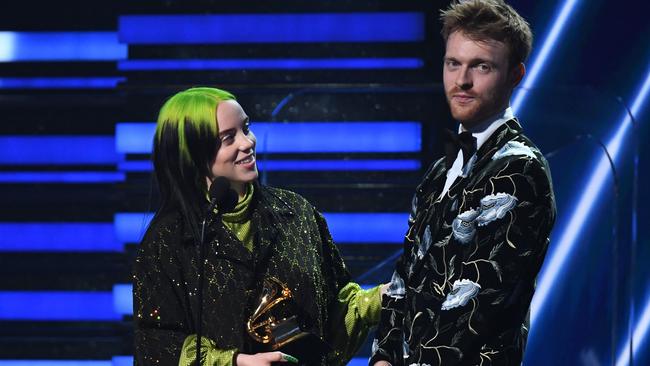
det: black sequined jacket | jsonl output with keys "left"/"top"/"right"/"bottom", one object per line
{"left": 133, "top": 185, "right": 354, "bottom": 365}
{"left": 370, "top": 119, "right": 556, "bottom": 366}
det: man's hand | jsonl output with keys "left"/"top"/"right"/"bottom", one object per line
{"left": 236, "top": 352, "right": 298, "bottom": 366}
{"left": 373, "top": 361, "right": 392, "bottom": 366}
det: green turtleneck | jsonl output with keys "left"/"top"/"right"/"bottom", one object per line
{"left": 221, "top": 183, "right": 254, "bottom": 252}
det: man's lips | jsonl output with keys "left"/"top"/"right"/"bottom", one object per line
{"left": 452, "top": 94, "right": 476, "bottom": 103}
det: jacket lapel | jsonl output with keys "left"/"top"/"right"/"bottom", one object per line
{"left": 250, "top": 186, "right": 295, "bottom": 270}
{"left": 444, "top": 118, "right": 523, "bottom": 199}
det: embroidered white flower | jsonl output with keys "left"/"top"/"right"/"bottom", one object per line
{"left": 386, "top": 271, "right": 406, "bottom": 299}
{"left": 475, "top": 193, "right": 517, "bottom": 227}
{"left": 371, "top": 338, "right": 379, "bottom": 353}
{"left": 460, "top": 154, "right": 478, "bottom": 178}
{"left": 441, "top": 279, "right": 481, "bottom": 310}
{"left": 452, "top": 208, "right": 480, "bottom": 244}
{"left": 418, "top": 225, "right": 433, "bottom": 258}
{"left": 492, "top": 140, "right": 536, "bottom": 160}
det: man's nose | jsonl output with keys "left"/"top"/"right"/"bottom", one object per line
{"left": 455, "top": 67, "right": 472, "bottom": 90}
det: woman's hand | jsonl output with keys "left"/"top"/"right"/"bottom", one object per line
{"left": 373, "top": 361, "right": 392, "bottom": 366}
{"left": 379, "top": 283, "right": 390, "bottom": 297}
{"left": 236, "top": 352, "right": 298, "bottom": 366}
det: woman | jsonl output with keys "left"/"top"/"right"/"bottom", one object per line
{"left": 133, "top": 87, "right": 384, "bottom": 366}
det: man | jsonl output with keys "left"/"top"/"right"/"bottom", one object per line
{"left": 370, "top": 1, "right": 556, "bottom": 365}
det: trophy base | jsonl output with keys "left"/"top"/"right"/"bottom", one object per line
{"left": 276, "top": 332, "right": 330, "bottom": 364}
{"left": 253, "top": 321, "right": 330, "bottom": 365}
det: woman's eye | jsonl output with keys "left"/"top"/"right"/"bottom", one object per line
{"left": 243, "top": 123, "right": 250, "bottom": 135}
{"left": 221, "top": 134, "right": 234, "bottom": 143}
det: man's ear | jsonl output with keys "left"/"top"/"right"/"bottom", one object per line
{"left": 510, "top": 62, "right": 526, "bottom": 88}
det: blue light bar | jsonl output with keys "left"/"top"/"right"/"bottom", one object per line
{"left": 0, "top": 356, "right": 360, "bottom": 366}
{"left": 512, "top": 0, "right": 581, "bottom": 112}
{"left": 0, "top": 77, "right": 125, "bottom": 89}
{"left": 118, "top": 58, "right": 423, "bottom": 71}
{"left": 0, "top": 291, "right": 121, "bottom": 321}
{"left": 114, "top": 213, "right": 154, "bottom": 244}
{"left": 0, "top": 362, "right": 111, "bottom": 366}
{"left": 323, "top": 213, "right": 408, "bottom": 243}
{"left": 111, "top": 357, "right": 133, "bottom": 366}
{"left": 119, "top": 13, "right": 424, "bottom": 44}
{"left": 0, "top": 172, "right": 125, "bottom": 184}
{"left": 360, "top": 284, "right": 379, "bottom": 291}
{"left": 258, "top": 159, "right": 420, "bottom": 171}
{"left": 0, "top": 32, "right": 126, "bottom": 62}
{"left": 0, "top": 223, "right": 122, "bottom": 252}
{"left": 347, "top": 358, "right": 369, "bottom": 366}
{"left": 119, "top": 159, "right": 420, "bottom": 172}
{"left": 116, "top": 122, "right": 421, "bottom": 154}
{"left": 115, "top": 212, "right": 407, "bottom": 244}
{"left": 117, "top": 161, "right": 153, "bottom": 172}
{"left": 114, "top": 283, "right": 378, "bottom": 314}
{"left": 248, "top": 122, "right": 422, "bottom": 153}
{"left": 112, "top": 284, "right": 133, "bottom": 316}
{"left": 0, "top": 136, "right": 121, "bottom": 165}
{"left": 616, "top": 294, "right": 650, "bottom": 366}
{"left": 531, "top": 66, "right": 650, "bottom": 324}
{"left": 115, "top": 123, "right": 153, "bottom": 154}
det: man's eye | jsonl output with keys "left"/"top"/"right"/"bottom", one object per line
{"left": 476, "top": 64, "right": 491, "bottom": 72}
{"left": 446, "top": 60, "right": 459, "bottom": 68}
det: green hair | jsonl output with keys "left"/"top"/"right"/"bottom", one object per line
{"left": 152, "top": 87, "right": 236, "bottom": 240}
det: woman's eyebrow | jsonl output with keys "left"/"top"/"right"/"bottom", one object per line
{"left": 218, "top": 128, "right": 235, "bottom": 137}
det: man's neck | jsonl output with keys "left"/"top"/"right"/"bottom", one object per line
{"left": 459, "top": 106, "right": 512, "bottom": 134}
{"left": 459, "top": 106, "right": 514, "bottom": 152}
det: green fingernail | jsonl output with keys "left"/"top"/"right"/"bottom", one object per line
{"left": 282, "top": 353, "right": 299, "bottom": 363}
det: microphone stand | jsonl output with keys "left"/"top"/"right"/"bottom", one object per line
{"left": 196, "top": 199, "right": 218, "bottom": 366}
{"left": 196, "top": 178, "right": 237, "bottom": 365}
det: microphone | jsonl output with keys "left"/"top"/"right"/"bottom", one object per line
{"left": 207, "top": 176, "right": 238, "bottom": 216}
{"left": 196, "top": 176, "right": 238, "bottom": 365}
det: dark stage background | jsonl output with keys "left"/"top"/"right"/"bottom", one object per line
{"left": 0, "top": 1, "right": 648, "bottom": 365}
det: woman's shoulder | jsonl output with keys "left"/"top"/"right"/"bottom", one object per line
{"left": 259, "top": 185, "right": 314, "bottom": 212}
{"left": 140, "top": 210, "right": 185, "bottom": 247}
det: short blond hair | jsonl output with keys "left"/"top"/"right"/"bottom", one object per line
{"left": 440, "top": 0, "right": 533, "bottom": 67}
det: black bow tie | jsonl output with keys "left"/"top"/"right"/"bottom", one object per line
{"left": 444, "top": 129, "right": 477, "bottom": 169}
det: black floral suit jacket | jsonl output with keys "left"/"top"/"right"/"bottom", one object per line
{"left": 370, "top": 119, "right": 556, "bottom": 366}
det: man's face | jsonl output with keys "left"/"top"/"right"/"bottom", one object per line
{"left": 443, "top": 31, "right": 519, "bottom": 129}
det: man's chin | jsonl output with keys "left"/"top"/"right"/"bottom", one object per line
{"left": 450, "top": 109, "right": 479, "bottom": 125}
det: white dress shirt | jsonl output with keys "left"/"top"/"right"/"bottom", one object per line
{"left": 438, "top": 107, "right": 515, "bottom": 199}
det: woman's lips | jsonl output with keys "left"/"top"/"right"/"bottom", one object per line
{"left": 235, "top": 155, "right": 256, "bottom": 169}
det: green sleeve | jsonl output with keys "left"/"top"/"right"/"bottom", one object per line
{"left": 178, "top": 334, "right": 238, "bottom": 366}
{"left": 327, "top": 282, "right": 382, "bottom": 366}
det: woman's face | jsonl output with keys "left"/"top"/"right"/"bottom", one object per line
{"left": 210, "top": 100, "right": 258, "bottom": 195}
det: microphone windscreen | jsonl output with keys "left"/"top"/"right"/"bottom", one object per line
{"left": 208, "top": 176, "right": 238, "bottom": 214}
{"left": 208, "top": 176, "right": 230, "bottom": 201}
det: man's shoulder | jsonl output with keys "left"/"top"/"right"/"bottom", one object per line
{"left": 498, "top": 131, "right": 543, "bottom": 156}
{"left": 474, "top": 132, "right": 554, "bottom": 202}
{"left": 486, "top": 131, "right": 549, "bottom": 172}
